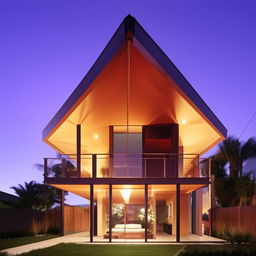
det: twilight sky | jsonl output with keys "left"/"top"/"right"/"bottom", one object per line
{"left": 0, "top": 0, "right": 256, "bottom": 203}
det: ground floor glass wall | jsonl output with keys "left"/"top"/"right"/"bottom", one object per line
{"left": 148, "top": 185, "right": 177, "bottom": 242}
{"left": 62, "top": 184, "right": 211, "bottom": 242}
{"left": 112, "top": 185, "right": 145, "bottom": 241}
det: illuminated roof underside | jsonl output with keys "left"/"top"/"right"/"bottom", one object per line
{"left": 43, "top": 15, "right": 227, "bottom": 156}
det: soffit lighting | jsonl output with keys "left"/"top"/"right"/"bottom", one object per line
{"left": 94, "top": 134, "right": 99, "bottom": 139}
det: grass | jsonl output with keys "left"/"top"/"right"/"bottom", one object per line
{"left": 185, "top": 244, "right": 256, "bottom": 252}
{"left": 0, "top": 234, "right": 58, "bottom": 251}
{"left": 18, "top": 244, "right": 183, "bottom": 256}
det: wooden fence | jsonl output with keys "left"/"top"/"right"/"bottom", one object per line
{"left": 211, "top": 206, "right": 256, "bottom": 236}
{"left": 64, "top": 206, "right": 89, "bottom": 234}
{"left": 0, "top": 206, "right": 89, "bottom": 234}
{"left": 0, "top": 208, "right": 60, "bottom": 232}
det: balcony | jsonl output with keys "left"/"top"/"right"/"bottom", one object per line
{"left": 44, "top": 153, "right": 211, "bottom": 180}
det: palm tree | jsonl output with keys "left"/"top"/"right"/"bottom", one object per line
{"left": 217, "top": 136, "right": 256, "bottom": 178}
{"left": 210, "top": 155, "right": 227, "bottom": 178}
{"left": 11, "top": 181, "right": 61, "bottom": 210}
{"left": 11, "top": 181, "right": 39, "bottom": 210}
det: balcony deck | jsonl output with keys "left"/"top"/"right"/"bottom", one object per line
{"left": 44, "top": 153, "right": 211, "bottom": 185}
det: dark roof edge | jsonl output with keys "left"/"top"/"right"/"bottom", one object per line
{"left": 42, "top": 16, "right": 131, "bottom": 139}
{"left": 132, "top": 19, "right": 227, "bottom": 138}
{"left": 43, "top": 14, "right": 227, "bottom": 140}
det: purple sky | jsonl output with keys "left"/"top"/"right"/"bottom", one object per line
{"left": 1, "top": 1, "right": 256, "bottom": 203}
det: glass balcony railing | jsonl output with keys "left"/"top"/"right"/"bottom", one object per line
{"left": 44, "top": 153, "right": 211, "bottom": 179}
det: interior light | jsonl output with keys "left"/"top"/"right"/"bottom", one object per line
{"left": 94, "top": 134, "right": 99, "bottom": 139}
{"left": 120, "top": 189, "right": 132, "bottom": 204}
{"left": 181, "top": 120, "right": 187, "bottom": 125}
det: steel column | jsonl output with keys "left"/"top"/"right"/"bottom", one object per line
{"left": 77, "top": 124, "right": 81, "bottom": 177}
{"left": 92, "top": 154, "right": 97, "bottom": 178}
{"left": 60, "top": 190, "right": 65, "bottom": 236}
{"left": 90, "top": 184, "right": 94, "bottom": 242}
{"left": 109, "top": 184, "right": 112, "bottom": 242}
{"left": 145, "top": 184, "right": 148, "bottom": 242}
{"left": 44, "top": 158, "right": 48, "bottom": 179}
{"left": 176, "top": 184, "right": 180, "bottom": 242}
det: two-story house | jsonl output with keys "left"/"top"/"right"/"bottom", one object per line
{"left": 43, "top": 15, "right": 227, "bottom": 243}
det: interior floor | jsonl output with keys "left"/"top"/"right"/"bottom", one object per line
{"left": 66, "top": 232, "right": 225, "bottom": 243}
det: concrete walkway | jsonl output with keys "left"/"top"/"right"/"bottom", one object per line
{"left": 1, "top": 233, "right": 87, "bottom": 255}
{"left": 1, "top": 232, "right": 225, "bottom": 255}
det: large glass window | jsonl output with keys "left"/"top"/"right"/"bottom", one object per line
{"left": 112, "top": 185, "right": 145, "bottom": 241}
{"left": 148, "top": 185, "right": 176, "bottom": 242}
{"left": 113, "top": 132, "right": 142, "bottom": 177}
{"left": 180, "top": 185, "right": 207, "bottom": 242}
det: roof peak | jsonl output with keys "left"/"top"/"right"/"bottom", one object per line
{"left": 123, "top": 14, "right": 136, "bottom": 36}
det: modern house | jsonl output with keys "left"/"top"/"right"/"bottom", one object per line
{"left": 43, "top": 15, "right": 227, "bottom": 242}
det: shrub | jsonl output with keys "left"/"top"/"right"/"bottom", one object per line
{"left": 41, "top": 217, "right": 51, "bottom": 234}
{"left": 223, "top": 230, "right": 253, "bottom": 244}
{"left": 30, "top": 219, "right": 43, "bottom": 235}
{"left": 47, "top": 226, "right": 60, "bottom": 235}
{"left": 0, "top": 230, "right": 33, "bottom": 240}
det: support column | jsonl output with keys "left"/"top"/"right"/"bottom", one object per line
{"left": 92, "top": 154, "right": 97, "bottom": 178}
{"left": 90, "top": 184, "right": 94, "bottom": 242}
{"left": 44, "top": 158, "right": 48, "bottom": 179}
{"left": 176, "top": 184, "right": 180, "bottom": 242}
{"left": 60, "top": 190, "right": 65, "bottom": 236}
{"left": 145, "top": 184, "right": 148, "bottom": 242}
{"left": 77, "top": 124, "right": 81, "bottom": 177}
{"left": 109, "top": 184, "right": 112, "bottom": 242}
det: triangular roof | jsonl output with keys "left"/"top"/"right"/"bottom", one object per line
{"left": 43, "top": 15, "right": 227, "bottom": 155}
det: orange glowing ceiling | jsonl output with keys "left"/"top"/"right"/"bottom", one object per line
{"left": 43, "top": 15, "right": 227, "bottom": 156}
{"left": 52, "top": 184, "right": 206, "bottom": 202}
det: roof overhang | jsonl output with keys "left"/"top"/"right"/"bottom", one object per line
{"left": 43, "top": 15, "right": 227, "bottom": 156}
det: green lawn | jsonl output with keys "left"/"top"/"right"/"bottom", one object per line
{"left": 0, "top": 234, "right": 57, "bottom": 251}
{"left": 182, "top": 244, "right": 256, "bottom": 255}
{"left": 19, "top": 244, "right": 183, "bottom": 256}
{"left": 185, "top": 244, "right": 256, "bottom": 252}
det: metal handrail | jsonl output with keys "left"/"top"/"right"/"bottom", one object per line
{"left": 44, "top": 153, "right": 211, "bottom": 179}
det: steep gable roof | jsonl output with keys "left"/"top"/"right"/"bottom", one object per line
{"left": 43, "top": 15, "right": 227, "bottom": 141}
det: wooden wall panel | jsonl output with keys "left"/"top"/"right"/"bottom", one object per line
{"left": 64, "top": 206, "right": 89, "bottom": 233}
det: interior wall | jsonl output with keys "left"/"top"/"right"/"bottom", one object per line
{"left": 195, "top": 189, "right": 203, "bottom": 235}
